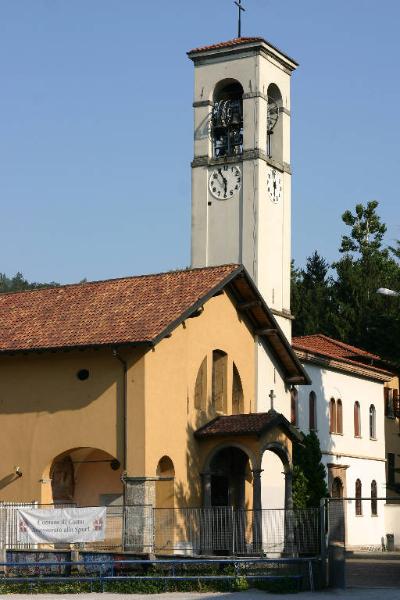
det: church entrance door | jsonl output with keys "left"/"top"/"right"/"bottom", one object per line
{"left": 208, "top": 446, "right": 250, "bottom": 554}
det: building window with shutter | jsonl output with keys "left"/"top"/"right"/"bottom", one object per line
{"left": 369, "top": 404, "right": 376, "bottom": 439}
{"left": 371, "top": 480, "right": 378, "bottom": 516}
{"left": 194, "top": 356, "right": 207, "bottom": 411}
{"left": 309, "top": 391, "right": 317, "bottom": 431}
{"left": 354, "top": 402, "right": 361, "bottom": 437}
{"left": 394, "top": 390, "right": 400, "bottom": 418}
{"left": 355, "top": 479, "right": 362, "bottom": 516}
{"left": 385, "top": 388, "right": 395, "bottom": 419}
{"left": 212, "top": 350, "right": 227, "bottom": 413}
{"left": 291, "top": 388, "right": 298, "bottom": 426}
{"left": 388, "top": 453, "right": 395, "bottom": 486}
{"left": 337, "top": 399, "right": 343, "bottom": 434}
{"left": 330, "top": 398, "right": 336, "bottom": 433}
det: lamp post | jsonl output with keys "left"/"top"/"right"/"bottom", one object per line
{"left": 376, "top": 288, "right": 400, "bottom": 298}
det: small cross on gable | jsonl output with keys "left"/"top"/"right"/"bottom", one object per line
{"left": 268, "top": 389, "right": 276, "bottom": 411}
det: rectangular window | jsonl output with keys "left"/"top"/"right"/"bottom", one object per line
{"left": 388, "top": 453, "right": 395, "bottom": 486}
{"left": 385, "top": 388, "right": 394, "bottom": 419}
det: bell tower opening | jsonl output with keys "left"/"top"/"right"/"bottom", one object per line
{"left": 267, "top": 83, "right": 283, "bottom": 162}
{"left": 211, "top": 79, "right": 243, "bottom": 158}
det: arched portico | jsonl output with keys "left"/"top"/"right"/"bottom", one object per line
{"left": 41, "top": 447, "right": 123, "bottom": 506}
{"left": 195, "top": 411, "right": 301, "bottom": 513}
{"left": 261, "top": 441, "right": 293, "bottom": 510}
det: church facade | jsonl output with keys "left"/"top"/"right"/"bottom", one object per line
{"left": 0, "top": 264, "right": 307, "bottom": 517}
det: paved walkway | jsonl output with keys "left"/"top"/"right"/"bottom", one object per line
{"left": 346, "top": 556, "right": 400, "bottom": 587}
{"left": 6, "top": 591, "right": 400, "bottom": 600}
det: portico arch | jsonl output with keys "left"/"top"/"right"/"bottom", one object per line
{"left": 261, "top": 441, "right": 292, "bottom": 510}
{"left": 42, "top": 447, "right": 123, "bottom": 506}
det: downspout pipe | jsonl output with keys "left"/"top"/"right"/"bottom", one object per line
{"left": 112, "top": 349, "right": 128, "bottom": 496}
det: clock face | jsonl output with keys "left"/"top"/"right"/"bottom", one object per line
{"left": 267, "top": 168, "right": 283, "bottom": 203}
{"left": 209, "top": 165, "right": 241, "bottom": 200}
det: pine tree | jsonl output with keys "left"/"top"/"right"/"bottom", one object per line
{"left": 292, "top": 252, "right": 334, "bottom": 338}
{"left": 333, "top": 201, "right": 400, "bottom": 362}
{"left": 292, "top": 432, "right": 328, "bottom": 508}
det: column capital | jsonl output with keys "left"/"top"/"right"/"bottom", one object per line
{"left": 251, "top": 468, "right": 263, "bottom": 477}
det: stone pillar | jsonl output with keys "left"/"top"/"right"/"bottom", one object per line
{"left": 124, "top": 476, "right": 156, "bottom": 555}
{"left": 201, "top": 471, "right": 212, "bottom": 508}
{"left": 284, "top": 469, "right": 293, "bottom": 510}
{"left": 252, "top": 469, "right": 263, "bottom": 552}
{"left": 284, "top": 469, "right": 295, "bottom": 555}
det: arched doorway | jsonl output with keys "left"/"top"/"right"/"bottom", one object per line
{"left": 44, "top": 447, "right": 123, "bottom": 506}
{"left": 156, "top": 456, "right": 175, "bottom": 509}
{"left": 260, "top": 444, "right": 291, "bottom": 555}
{"left": 332, "top": 477, "right": 344, "bottom": 499}
{"left": 330, "top": 477, "right": 345, "bottom": 544}
{"left": 209, "top": 446, "right": 250, "bottom": 508}
{"left": 261, "top": 443, "right": 291, "bottom": 510}
{"left": 205, "top": 445, "right": 252, "bottom": 554}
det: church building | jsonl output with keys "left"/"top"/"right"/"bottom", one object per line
{"left": 4, "top": 31, "right": 394, "bottom": 555}
{"left": 0, "top": 36, "right": 307, "bottom": 523}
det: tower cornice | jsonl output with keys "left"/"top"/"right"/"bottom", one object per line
{"left": 187, "top": 37, "right": 298, "bottom": 73}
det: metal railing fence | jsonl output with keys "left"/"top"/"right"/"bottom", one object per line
{"left": 0, "top": 503, "right": 320, "bottom": 557}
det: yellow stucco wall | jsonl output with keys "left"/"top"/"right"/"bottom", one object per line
{"left": 141, "top": 291, "right": 256, "bottom": 507}
{"left": 0, "top": 347, "right": 142, "bottom": 503}
{"left": 0, "top": 289, "right": 291, "bottom": 508}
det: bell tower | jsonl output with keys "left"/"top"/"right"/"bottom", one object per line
{"left": 188, "top": 38, "right": 298, "bottom": 337}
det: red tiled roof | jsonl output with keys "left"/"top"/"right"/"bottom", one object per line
{"left": 292, "top": 334, "right": 381, "bottom": 362}
{"left": 188, "top": 37, "right": 298, "bottom": 67}
{"left": 292, "top": 334, "right": 392, "bottom": 376}
{"left": 0, "top": 265, "right": 240, "bottom": 352}
{"left": 189, "top": 37, "right": 266, "bottom": 54}
{"left": 194, "top": 411, "right": 302, "bottom": 441}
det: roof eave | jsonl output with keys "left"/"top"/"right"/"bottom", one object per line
{"left": 0, "top": 340, "right": 152, "bottom": 356}
{"left": 188, "top": 39, "right": 298, "bottom": 71}
{"left": 294, "top": 348, "right": 394, "bottom": 383}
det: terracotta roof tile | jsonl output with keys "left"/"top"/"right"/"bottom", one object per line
{"left": 0, "top": 265, "right": 240, "bottom": 352}
{"left": 189, "top": 37, "right": 266, "bottom": 54}
{"left": 292, "top": 334, "right": 381, "bottom": 361}
{"left": 292, "top": 334, "right": 392, "bottom": 376}
{"left": 194, "top": 411, "right": 302, "bottom": 441}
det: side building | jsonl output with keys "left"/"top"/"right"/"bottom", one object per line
{"left": 292, "top": 334, "right": 394, "bottom": 550}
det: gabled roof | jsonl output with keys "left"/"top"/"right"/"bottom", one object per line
{"left": 0, "top": 265, "right": 237, "bottom": 352}
{"left": 293, "top": 334, "right": 381, "bottom": 362}
{"left": 194, "top": 410, "right": 302, "bottom": 442}
{"left": 292, "top": 334, "right": 393, "bottom": 382}
{"left": 0, "top": 264, "right": 308, "bottom": 384}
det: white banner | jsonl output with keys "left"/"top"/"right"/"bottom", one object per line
{"left": 17, "top": 507, "right": 107, "bottom": 543}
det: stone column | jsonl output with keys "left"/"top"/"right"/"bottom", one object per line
{"left": 284, "top": 469, "right": 295, "bottom": 555}
{"left": 284, "top": 469, "right": 293, "bottom": 510}
{"left": 252, "top": 469, "right": 263, "bottom": 552}
{"left": 201, "top": 471, "right": 212, "bottom": 508}
{"left": 124, "top": 476, "right": 156, "bottom": 555}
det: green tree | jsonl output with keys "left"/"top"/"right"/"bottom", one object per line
{"left": 0, "top": 272, "right": 59, "bottom": 293}
{"left": 292, "top": 431, "right": 328, "bottom": 508}
{"left": 291, "top": 252, "right": 335, "bottom": 338}
{"left": 332, "top": 201, "right": 400, "bottom": 362}
{"left": 340, "top": 200, "right": 387, "bottom": 258}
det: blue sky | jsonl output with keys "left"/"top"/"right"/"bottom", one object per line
{"left": 1, "top": 0, "right": 399, "bottom": 284}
